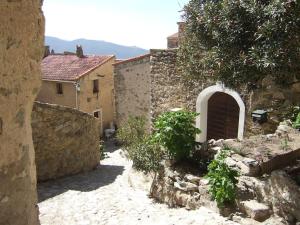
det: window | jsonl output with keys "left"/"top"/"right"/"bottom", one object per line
{"left": 93, "top": 79, "right": 99, "bottom": 93}
{"left": 94, "top": 110, "right": 102, "bottom": 119}
{"left": 94, "top": 111, "right": 99, "bottom": 118}
{"left": 56, "top": 83, "right": 63, "bottom": 94}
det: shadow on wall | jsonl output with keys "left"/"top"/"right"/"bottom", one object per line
{"left": 37, "top": 164, "right": 124, "bottom": 202}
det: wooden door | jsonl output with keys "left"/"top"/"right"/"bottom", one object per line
{"left": 207, "top": 92, "right": 239, "bottom": 140}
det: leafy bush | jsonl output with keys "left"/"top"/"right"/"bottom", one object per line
{"left": 128, "top": 137, "right": 164, "bottom": 173}
{"left": 116, "top": 116, "right": 147, "bottom": 147}
{"left": 153, "top": 110, "right": 201, "bottom": 161}
{"left": 117, "top": 116, "right": 163, "bottom": 173}
{"left": 284, "top": 105, "right": 300, "bottom": 121}
{"left": 292, "top": 112, "right": 300, "bottom": 129}
{"left": 178, "top": 0, "right": 300, "bottom": 87}
{"left": 206, "top": 149, "right": 239, "bottom": 207}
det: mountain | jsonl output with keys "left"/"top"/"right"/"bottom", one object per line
{"left": 45, "top": 36, "right": 149, "bottom": 59}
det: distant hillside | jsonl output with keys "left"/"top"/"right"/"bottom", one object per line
{"left": 45, "top": 36, "right": 149, "bottom": 59}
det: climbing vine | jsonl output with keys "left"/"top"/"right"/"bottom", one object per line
{"left": 178, "top": 0, "right": 300, "bottom": 88}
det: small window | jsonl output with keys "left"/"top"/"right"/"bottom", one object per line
{"left": 56, "top": 83, "right": 63, "bottom": 94}
{"left": 93, "top": 79, "right": 99, "bottom": 93}
{"left": 94, "top": 111, "right": 99, "bottom": 118}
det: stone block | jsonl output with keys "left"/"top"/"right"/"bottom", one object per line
{"left": 174, "top": 181, "right": 198, "bottom": 192}
{"left": 242, "top": 200, "right": 271, "bottom": 222}
{"left": 184, "top": 174, "right": 201, "bottom": 184}
{"left": 236, "top": 158, "right": 261, "bottom": 176}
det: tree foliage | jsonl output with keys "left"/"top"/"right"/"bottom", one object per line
{"left": 178, "top": 0, "right": 300, "bottom": 87}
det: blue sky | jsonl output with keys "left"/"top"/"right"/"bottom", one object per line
{"left": 43, "top": 0, "right": 189, "bottom": 49}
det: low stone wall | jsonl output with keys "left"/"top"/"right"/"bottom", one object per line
{"left": 32, "top": 102, "right": 101, "bottom": 181}
{"left": 151, "top": 124, "right": 300, "bottom": 223}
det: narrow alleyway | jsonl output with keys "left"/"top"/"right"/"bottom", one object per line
{"left": 38, "top": 141, "right": 238, "bottom": 225}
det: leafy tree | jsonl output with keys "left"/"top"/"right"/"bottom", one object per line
{"left": 178, "top": 0, "right": 300, "bottom": 87}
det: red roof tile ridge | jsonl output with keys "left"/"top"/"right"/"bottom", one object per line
{"left": 167, "top": 32, "right": 179, "bottom": 39}
{"left": 113, "top": 53, "right": 150, "bottom": 66}
{"left": 75, "top": 55, "right": 115, "bottom": 80}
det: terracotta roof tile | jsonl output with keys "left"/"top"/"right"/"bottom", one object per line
{"left": 42, "top": 55, "right": 114, "bottom": 81}
{"left": 167, "top": 32, "right": 178, "bottom": 39}
{"left": 113, "top": 53, "right": 150, "bottom": 66}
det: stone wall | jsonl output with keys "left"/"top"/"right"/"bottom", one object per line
{"left": 150, "top": 49, "right": 214, "bottom": 118}
{"left": 0, "top": 1, "right": 44, "bottom": 224}
{"left": 149, "top": 49, "right": 300, "bottom": 136}
{"left": 32, "top": 102, "right": 101, "bottom": 181}
{"left": 114, "top": 54, "right": 151, "bottom": 128}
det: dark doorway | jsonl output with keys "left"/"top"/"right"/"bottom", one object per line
{"left": 207, "top": 92, "right": 239, "bottom": 140}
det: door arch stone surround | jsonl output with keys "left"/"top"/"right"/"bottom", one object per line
{"left": 196, "top": 83, "right": 245, "bottom": 142}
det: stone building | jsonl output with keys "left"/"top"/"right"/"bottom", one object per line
{"left": 167, "top": 22, "right": 185, "bottom": 49}
{"left": 37, "top": 46, "right": 116, "bottom": 133}
{"left": 114, "top": 22, "right": 300, "bottom": 141}
{"left": 114, "top": 54, "right": 151, "bottom": 128}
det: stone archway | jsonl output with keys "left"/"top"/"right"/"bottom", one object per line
{"left": 196, "top": 83, "right": 245, "bottom": 142}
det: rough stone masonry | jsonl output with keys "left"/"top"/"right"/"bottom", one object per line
{"left": 32, "top": 102, "right": 101, "bottom": 181}
{"left": 0, "top": 0, "right": 45, "bottom": 225}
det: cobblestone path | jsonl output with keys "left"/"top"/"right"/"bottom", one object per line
{"left": 38, "top": 143, "right": 238, "bottom": 225}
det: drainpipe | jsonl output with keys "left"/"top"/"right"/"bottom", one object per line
{"left": 75, "top": 82, "right": 80, "bottom": 110}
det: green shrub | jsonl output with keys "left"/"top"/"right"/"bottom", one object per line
{"left": 153, "top": 110, "right": 201, "bottom": 161}
{"left": 117, "top": 116, "right": 163, "bottom": 173}
{"left": 284, "top": 105, "right": 300, "bottom": 121}
{"left": 292, "top": 112, "right": 300, "bottom": 129}
{"left": 116, "top": 116, "right": 147, "bottom": 147}
{"left": 128, "top": 137, "right": 164, "bottom": 173}
{"left": 206, "top": 149, "right": 239, "bottom": 207}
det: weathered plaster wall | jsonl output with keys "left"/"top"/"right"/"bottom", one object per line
{"left": 78, "top": 56, "right": 115, "bottom": 130}
{"left": 36, "top": 80, "right": 77, "bottom": 108}
{"left": 114, "top": 55, "right": 151, "bottom": 128}
{"left": 0, "top": 1, "right": 44, "bottom": 224}
{"left": 32, "top": 102, "right": 101, "bottom": 181}
{"left": 149, "top": 49, "right": 300, "bottom": 137}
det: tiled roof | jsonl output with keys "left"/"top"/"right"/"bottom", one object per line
{"left": 113, "top": 53, "right": 150, "bottom": 66}
{"left": 42, "top": 55, "right": 114, "bottom": 81}
{"left": 167, "top": 32, "right": 178, "bottom": 39}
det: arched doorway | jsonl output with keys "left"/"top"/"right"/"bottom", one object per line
{"left": 196, "top": 83, "right": 245, "bottom": 142}
{"left": 207, "top": 92, "right": 239, "bottom": 140}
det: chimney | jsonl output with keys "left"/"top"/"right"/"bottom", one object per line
{"left": 44, "top": 45, "right": 50, "bottom": 58}
{"left": 76, "top": 45, "right": 84, "bottom": 58}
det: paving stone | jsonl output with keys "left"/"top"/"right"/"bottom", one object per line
{"left": 38, "top": 142, "right": 239, "bottom": 225}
